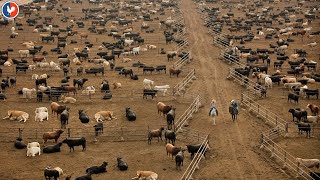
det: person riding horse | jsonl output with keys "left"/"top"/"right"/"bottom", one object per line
{"left": 229, "top": 100, "right": 239, "bottom": 121}
{"left": 209, "top": 99, "right": 218, "bottom": 116}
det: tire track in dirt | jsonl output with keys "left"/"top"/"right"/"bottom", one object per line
{"left": 179, "top": 0, "right": 292, "bottom": 179}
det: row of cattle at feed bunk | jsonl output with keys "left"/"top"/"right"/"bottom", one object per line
{"left": 198, "top": 0, "right": 320, "bottom": 178}
{"left": 0, "top": 0, "right": 207, "bottom": 179}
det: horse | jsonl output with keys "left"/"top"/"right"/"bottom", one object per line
{"left": 209, "top": 107, "right": 218, "bottom": 126}
{"left": 229, "top": 100, "right": 239, "bottom": 121}
{"left": 209, "top": 99, "right": 218, "bottom": 125}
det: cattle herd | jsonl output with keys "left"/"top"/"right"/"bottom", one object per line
{"left": 0, "top": 0, "right": 320, "bottom": 179}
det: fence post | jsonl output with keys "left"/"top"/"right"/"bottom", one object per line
{"left": 18, "top": 128, "right": 22, "bottom": 139}
{"left": 283, "top": 151, "right": 287, "bottom": 169}
{"left": 271, "top": 142, "right": 275, "bottom": 158}
{"left": 285, "top": 123, "right": 288, "bottom": 137}
{"left": 68, "top": 128, "right": 71, "bottom": 137}
{"left": 259, "top": 134, "right": 264, "bottom": 149}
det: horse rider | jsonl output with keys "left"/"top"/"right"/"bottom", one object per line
{"left": 209, "top": 99, "right": 217, "bottom": 116}
{"left": 230, "top": 100, "right": 239, "bottom": 112}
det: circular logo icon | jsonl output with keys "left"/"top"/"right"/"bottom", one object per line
{"left": 1, "top": 1, "right": 20, "bottom": 19}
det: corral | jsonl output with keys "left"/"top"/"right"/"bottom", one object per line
{"left": 0, "top": 0, "right": 319, "bottom": 179}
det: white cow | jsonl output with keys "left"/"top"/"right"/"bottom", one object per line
{"left": 22, "top": 88, "right": 36, "bottom": 99}
{"left": 143, "top": 79, "right": 154, "bottom": 90}
{"left": 19, "top": 50, "right": 30, "bottom": 57}
{"left": 27, "top": 146, "right": 41, "bottom": 157}
{"left": 124, "top": 39, "right": 134, "bottom": 46}
{"left": 154, "top": 85, "right": 170, "bottom": 96}
{"left": 296, "top": 158, "right": 320, "bottom": 169}
{"left": 27, "top": 142, "right": 40, "bottom": 148}
{"left": 264, "top": 77, "right": 272, "bottom": 88}
{"left": 35, "top": 111, "right": 49, "bottom": 122}
{"left": 35, "top": 107, "right": 48, "bottom": 113}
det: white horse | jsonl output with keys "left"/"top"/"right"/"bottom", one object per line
{"left": 209, "top": 99, "right": 218, "bottom": 125}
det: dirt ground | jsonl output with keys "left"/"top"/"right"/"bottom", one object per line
{"left": 0, "top": 0, "right": 319, "bottom": 179}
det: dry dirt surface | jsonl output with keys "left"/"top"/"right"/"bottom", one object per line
{"left": 0, "top": 0, "right": 319, "bottom": 179}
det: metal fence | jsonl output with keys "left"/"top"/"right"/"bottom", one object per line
{"left": 173, "top": 51, "right": 192, "bottom": 69}
{"left": 194, "top": 2, "right": 320, "bottom": 180}
{"left": 175, "top": 95, "right": 201, "bottom": 132}
{"left": 180, "top": 134, "right": 209, "bottom": 180}
{"left": 173, "top": 69, "right": 196, "bottom": 96}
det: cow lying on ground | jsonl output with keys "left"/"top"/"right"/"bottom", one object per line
{"left": 44, "top": 167, "right": 63, "bottom": 180}
{"left": 94, "top": 111, "right": 117, "bottom": 122}
{"left": 132, "top": 171, "right": 158, "bottom": 180}
{"left": 3, "top": 110, "right": 29, "bottom": 122}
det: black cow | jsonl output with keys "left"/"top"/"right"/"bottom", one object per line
{"left": 60, "top": 108, "right": 69, "bottom": 129}
{"left": 143, "top": 66, "right": 155, "bottom": 74}
{"left": 117, "top": 157, "right": 128, "bottom": 171}
{"left": 14, "top": 138, "right": 27, "bottom": 149}
{"left": 44, "top": 167, "right": 62, "bottom": 180}
{"left": 175, "top": 150, "right": 184, "bottom": 170}
{"left": 119, "top": 69, "right": 133, "bottom": 77}
{"left": 103, "top": 55, "right": 115, "bottom": 61}
{"left": 186, "top": 144, "right": 208, "bottom": 158}
{"left": 37, "top": 91, "right": 43, "bottom": 102}
{"left": 85, "top": 67, "right": 104, "bottom": 76}
{"left": 79, "top": 110, "right": 89, "bottom": 123}
{"left": 43, "top": 143, "right": 63, "bottom": 153}
{"left": 143, "top": 89, "right": 157, "bottom": 99}
{"left": 309, "top": 172, "right": 320, "bottom": 180}
{"left": 288, "top": 92, "right": 299, "bottom": 103}
{"left": 164, "top": 129, "right": 176, "bottom": 145}
{"left": 0, "top": 93, "right": 7, "bottom": 101}
{"left": 73, "top": 78, "right": 88, "bottom": 89}
{"left": 16, "top": 64, "right": 28, "bottom": 73}
{"left": 86, "top": 162, "right": 108, "bottom": 174}
{"left": 97, "top": 51, "right": 108, "bottom": 57}
{"left": 93, "top": 123, "right": 103, "bottom": 136}
{"left": 75, "top": 52, "right": 88, "bottom": 59}
{"left": 277, "top": 56, "right": 289, "bottom": 61}
{"left": 42, "top": 36, "right": 55, "bottom": 43}
{"left": 288, "top": 108, "right": 307, "bottom": 122}
{"left": 304, "top": 89, "right": 319, "bottom": 99}
{"left": 35, "top": 78, "right": 47, "bottom": 87}
{"left": 62, "top": 137, "right": 86, "bottom": 152}
{"left": 297, "top": 122, "right": 311, "bottom": 138}
{"left": 269, "top": 76, "right": 281, "bottom": 86}
{"left": 155, "top": 65, "right": 166, "bottom": 74}
{"left": 125, "top": 107, "right": 136, "bottom": 121}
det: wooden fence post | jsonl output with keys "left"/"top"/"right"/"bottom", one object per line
{"left": 18, "top": 128, "right": 22, "bottom": 139}
{"left": 259, "top": 134, "right": 264, "bottom": 149}
{"left": 68, "top": 128, "right": 71, "bottom": 137}
{"left": 283, "top": 151, "right": 287, "bottom": 169}
{"left": 271, "top": 143, "right": 275, "bottom": 158}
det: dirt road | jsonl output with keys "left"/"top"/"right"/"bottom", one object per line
{"left": 180, "top": 0, "right": 292, "bottom": 179}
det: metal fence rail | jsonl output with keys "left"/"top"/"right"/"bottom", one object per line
{"left": 173, "top": 69, "right": 196, "bottom": 96}
{"left": 173, "top": 51, "right": 191, "bottom": 69}
{"left": 180, "top": 135, "right": 209, "bottom": 180}
{"left": 241, "top": 93, "right": 287, "bottom": 132}
{"left": 260, "top": 135, "right": 319, "bottom": 179}
{"left": 175, "top": 95, "right": 201, "bottom": 132}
